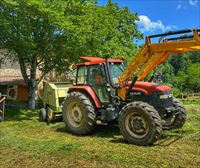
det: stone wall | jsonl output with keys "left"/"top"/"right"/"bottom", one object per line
{"left": 0, "top": 68, "right": 22, "bottom": 77}
{"left": 0, "top": 54, "right": 22, "bottom": 77}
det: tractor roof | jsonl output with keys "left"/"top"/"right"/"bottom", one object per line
{"left": 75, "top": 56, "right": 123, "bottom": 66}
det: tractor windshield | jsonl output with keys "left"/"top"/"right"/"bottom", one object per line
{"left": 110, "top": 62, "right": 125, "bottom": 83}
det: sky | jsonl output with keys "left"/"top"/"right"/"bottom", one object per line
{"left": 98, "top": 0, "right": 200, "bottom": 44}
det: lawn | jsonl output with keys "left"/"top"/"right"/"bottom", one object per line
{"left": 0, "top": 104, "right": 200, "bottom": 168}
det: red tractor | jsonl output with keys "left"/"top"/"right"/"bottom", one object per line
{"left": 62, "top": 29, "right": 200, "bottom": 145}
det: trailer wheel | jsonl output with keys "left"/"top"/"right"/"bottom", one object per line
{"left": 63, "top": 92, "right": 96, "bottom": 135}
{"left": 163, "top": 97, "right": 186, "bottom": 130}
{"left": 118, "top": 101, "right": 162, "bottom": 146}
{"left": 39, "top": 108, "right": 47, "bottom": 122}
{"left": 47, "top": 107, "right": 54, "bottom": 123}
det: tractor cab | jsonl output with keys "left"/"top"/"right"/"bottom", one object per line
{"left": 74, "top": 57, "right": 124, "bottom": 105}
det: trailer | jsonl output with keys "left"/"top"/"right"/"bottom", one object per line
{"left": 39, "top": 81, "right": 70, "bottom": 122}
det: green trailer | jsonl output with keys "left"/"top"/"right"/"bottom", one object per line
{"left": 39, "top": 80, "right": 70, "bottom": 122}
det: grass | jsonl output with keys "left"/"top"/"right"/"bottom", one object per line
{"left": 0, "top": 105, "right": 200, "bottom": 168}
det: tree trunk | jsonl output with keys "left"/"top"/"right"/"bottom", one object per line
{"left": 28, "top": 79, "right": 37, "bottom": 109}
{"left": 18, "top": 54, "right": 38, "bottom": 109}
{"left": 28, "top": 55, "right": 37, "bottom": 109}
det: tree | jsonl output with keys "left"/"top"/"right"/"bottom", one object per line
{"left": 67, "top": 0, "right": 142, "bottom": 59}
{"left": 187, "top": 63, "right": 200, "bottom": 92}
{"left": 188, "top": 51, "right": 200, "bottom": 63}
{"left": 169, "top": 53, "right": 192, "bottom": 75}
{"left": 174, "top": 71, "right": 188, "bottom": 92}
{"left": 0, "top": 0, "right": 73, "bottom": 109}
{"left": 173, "top": 63, "right": 200, "bottom": 93}
{"left": 0, "top": 0, "right": 141, "bottom": 109}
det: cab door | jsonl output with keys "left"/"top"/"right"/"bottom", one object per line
{"left": 88, "top": 64, "right": 109, "bottom": 103}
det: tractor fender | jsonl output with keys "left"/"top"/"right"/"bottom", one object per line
{"left": 67, "top": 86, "right": 101, "bottom": 108}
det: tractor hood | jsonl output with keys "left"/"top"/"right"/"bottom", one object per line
{"left": 127, "top": 81, "right": 172, "bottom": 95}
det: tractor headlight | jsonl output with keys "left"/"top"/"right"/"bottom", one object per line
{"left": 160, "top": 95, "right": 168, "bottom": 99}
{"left": 159, "top": 94, "right": 172, "bottom": 99}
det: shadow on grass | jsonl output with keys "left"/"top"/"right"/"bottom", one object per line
{"left": 55, "top": 126, "right": 68, "bottom": 133}
{"left": 93, "top": 124, "right": 121, "bottom": 138}
{"left": 55, "top": 123, "right": 121, "bottom": 138}
{"left": 156, "top": 133, "right": 183, "bottom": 146}
{"left": 55, "top": 123, "right": 186, "bottom": 146}
{"left": 4, "top": 107, "right": 38, "bottom": 121}
{"left": 92, "top": 125, "right": 185, "bottom": 146}
{"left": 109, "top": 133, "right": 183, "bottom": 147}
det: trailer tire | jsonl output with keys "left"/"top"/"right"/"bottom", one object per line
{"left": 163, "top": 97, "right": 186, "bottom": 130}
{"left": 63, "top": 92, "right": 96, "bottom": 135}
{"left": 39, "top": 108, "right": 47, "bottom": 122}
{"left": 118, "top": 101, "right": 162, "bottom": 146}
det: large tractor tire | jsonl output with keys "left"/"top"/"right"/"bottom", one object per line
{"left": 118, "top": 101, "right": 162, "bottom": 146}
{"left": 163, "top": 97, "right": 186, "bottom": 130}
{"left": 62, "top": 92, "right": 96, "bottom": 135}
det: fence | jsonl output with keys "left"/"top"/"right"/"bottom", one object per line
{"left": 179, "top": 93, "right": 200, "bottom": 102}
{"left": 0, "top": 96, "right": 6, "bottom": 121}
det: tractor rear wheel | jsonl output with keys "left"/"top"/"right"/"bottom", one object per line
{"left": 118, "top": 101, "right": 162, "bottom": 146}
{"left": 163, "top": 97, "right": 186, "bottom": 130}
{"left": 63, "top": 92, "right": 96, "bottom": 135}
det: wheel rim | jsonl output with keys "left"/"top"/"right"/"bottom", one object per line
{"left": 163, "top": 115, "right": 176, "bottom": 127}
{"left": 47, "top": 108, "right": 53, "bottom": 121}
{"left": 67, "top": 101, "right": 83, "bottom": 128}
{"left": 125, "top": 112, "right": 149, "bottom": 139}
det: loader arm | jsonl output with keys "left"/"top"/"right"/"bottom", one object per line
{"left": 118, "top": 29, "right": 200, "bottom": 100}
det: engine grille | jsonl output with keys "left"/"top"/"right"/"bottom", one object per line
{"left": 157, "top": 90, "right": 173, "bottom": 108}
{"left": 129, "top": 90, "right": 173, "bottom": 117}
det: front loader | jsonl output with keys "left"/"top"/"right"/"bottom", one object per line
{"left": 62, "top": 29, "right": 200, "bottom": 145}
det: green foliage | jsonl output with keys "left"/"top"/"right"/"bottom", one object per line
{"left": 187, "top": 63, "right": 200, "bottom": 92}
{"left": 174, "top": 71, "right": 188, "bottom": 91}
{"left": 172, "top": 87, "right": 181, "bottom": 97}
{"left": 188, "top": 51, "right": 200, "bottom": 63}
{"left": 0, "top": 0, "right": 141, "bottom": 73}
{"left": 0, "top": 0, "right": 142, "bottom": 108}
{"left": 160, "top": 51, "right": 200, "bottom": 93}
{"left": 169, "top": 53, "right": 192, "bottom": 75}
{"left": 157, "top": 62, "right": 174, "bottom": 83}
{"left": 65, "top": 0, "right": 142, "bottom": 60}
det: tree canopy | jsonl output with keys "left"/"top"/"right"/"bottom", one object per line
{"left": 0, "top": 0, "right": 142, "bottom": 108}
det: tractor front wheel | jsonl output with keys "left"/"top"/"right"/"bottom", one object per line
{"left": 163, "top": 97, "right": 186, "bottom": 130}
{"left": 118, "top": 101, "right": 162, "bottom": 146}
{"left": 63, "top": 92, "right": 96, "bottom": 135}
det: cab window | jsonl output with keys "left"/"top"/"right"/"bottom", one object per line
{"left": 89, "top": 65, "right": 106, "bottom": 86}
{"left": 77, "top": 66, "right": 87, "bottom": 84}
{"left": 110, "top": 62, "right": 125, "bottom": 83}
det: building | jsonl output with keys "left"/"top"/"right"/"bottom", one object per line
{"left": 0, "top": 53, "right": 28, "bottom": 100}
